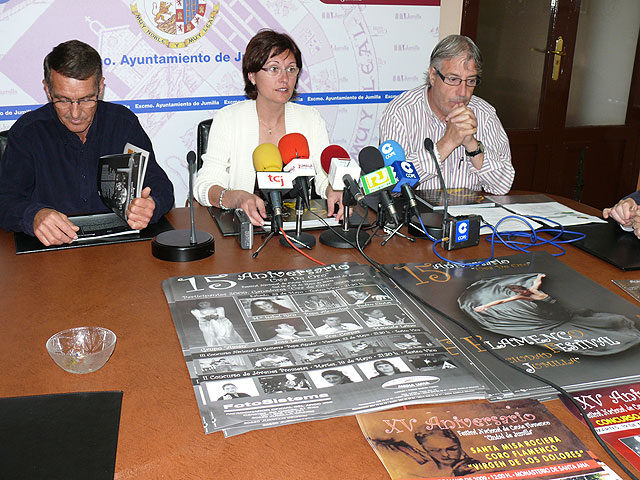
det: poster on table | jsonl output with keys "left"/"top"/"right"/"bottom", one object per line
{"left": 562, "top": 382, "right": 640, "bottom": 471}
{"left": 162, "top": 262, "right": 488, "bottom": 436}
{"left": 357, "top": 398, "right": 622, "bottom": 480}
{"left": 386, "top": 251, "right": 640, "bottom": 401}
{"left": 0, "top": 0, "right": 440, "bottom": 203}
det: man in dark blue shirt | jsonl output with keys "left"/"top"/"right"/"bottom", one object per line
{"left": 0, "top": 40, "right": 174, "bottom": 246}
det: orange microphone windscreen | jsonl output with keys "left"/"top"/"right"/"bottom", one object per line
{"left": 278, "top": 133, "right": 309, "bottom": 164}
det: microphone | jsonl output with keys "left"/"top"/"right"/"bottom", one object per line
{"left": 359, "top": 146, "right": 400, "bottom": 226}
{"left": 151, "top": 150, "right": 215, "bottom": 261}
{"left": 423, "top": 138, "right": 480, "bottom": 249}
{"left": 318, "top": 145, "right": 370, "bottom": 249}
{"left": 379, "top": 139, "right": 406, "bottom": 166}
{"left": 278, "top": 133, "right": 313, "bottom": 209}
{"left": 379, "top": 140, "right": 421, "bottom": 219}
{"left": 423, "top": 138, "right": 449, "bottom": 223}
{"left": 253, "top": 143, "right": 292, "bottom": 232}
{"left": 320, "top": 145, "right": 365, "bottom": 207}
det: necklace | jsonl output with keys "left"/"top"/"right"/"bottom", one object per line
{"left": 259, "top": 118, "right": 277, "bottom": 135}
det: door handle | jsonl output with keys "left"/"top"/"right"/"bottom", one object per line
{"left": 531, "top": 36, "right": 566, "bottom": 81}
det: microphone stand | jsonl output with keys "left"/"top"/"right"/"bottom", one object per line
{"left": 379, "top": 199, "right": 416, "bottom": 246}
{"left": 319, "top": 189, "right": 370, "bottom": 248}
{"left": 420, "top": 138, "right": 447, "bottom": 239}
{"left": 151, "top": 151, "right": 215, "bottom": 261}
{"left": 280, "top": 185, "right": 315, "bottom": 249}
{"left": 252, "top": 191, "right": 283, "bottom": 258}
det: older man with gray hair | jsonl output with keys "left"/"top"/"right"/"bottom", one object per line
{"left": 378, "top": 35, "right": 514, "bottom": 195}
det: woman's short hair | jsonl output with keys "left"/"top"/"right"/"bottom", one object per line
{"left": 242, "top": 29, "right": 303, "bottom": 100}
{"left": 44, "top": 40, "right": 102, "bottom": 92}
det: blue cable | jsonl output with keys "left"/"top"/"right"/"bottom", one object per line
{"left": 416, "top": 214, "right": 588, "bottom": 267}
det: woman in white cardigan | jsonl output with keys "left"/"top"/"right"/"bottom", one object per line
{"left": 194, "top": 30, "right": 343, "bottom": 226}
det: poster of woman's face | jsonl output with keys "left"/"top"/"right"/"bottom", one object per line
{"left": 360, "top": 357, "right": 411, "bottom": 379}
{"left": 238, "top": 296, "right": 297, "bottom": 317}
{"left": 309, "top": 365, "right": 363, "bottom": 388}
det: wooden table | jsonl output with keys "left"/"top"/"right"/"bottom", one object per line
{"left": 1, "top": 200, "right": 638, "bottom": 479}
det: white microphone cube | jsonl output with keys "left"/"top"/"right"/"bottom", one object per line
{"left": 329, "top": 158, "right": 361, "bottom": 190}
{"left": 283, "top": 158, "right": 316, "bottom": 178}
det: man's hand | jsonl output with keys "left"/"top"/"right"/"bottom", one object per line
{"left": 325, "top": 186, "right": 344, "bottom": 221}
{"left": 603, "top": 197, "right": 637, "bottom": 227}
{"left": 224, "top": 190, "right": 267, "bottom": 227}
{"left": 33, "top": 208, "right": 79, "bottom": 246}
{"left": 631, "top": 215, "right": 640, "bottom": 240}
{"left": 442, "top": 103, "right": 478, "bottom": 151}
{"left": 127, "top": 186, "right": 156, "bottom": 230}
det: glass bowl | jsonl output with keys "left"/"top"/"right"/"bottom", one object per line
{"left": 46, "top": 326, "right": 117, "bottom": 374}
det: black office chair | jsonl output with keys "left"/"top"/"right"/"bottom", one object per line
{"left": 197, "top": 118, "right": 212, "bottom": 171}
{"left": 0, "top": 130, "right": 9, "bottom": 164}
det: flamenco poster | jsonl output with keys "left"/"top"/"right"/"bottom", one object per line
{"left": 386, "top": 251, "right": 640, "bottom": 400}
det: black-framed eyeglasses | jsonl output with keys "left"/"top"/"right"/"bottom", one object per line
{"left": 260, "top": 65, "right": 300, "bottom": 77}
{"left": 51, "top": 96, "right": 99, "bottom": 108}
{"left": 434, "top": 68, "right": 481, "bottom": 87}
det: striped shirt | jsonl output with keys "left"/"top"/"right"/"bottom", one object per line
{"left": 378, "top": 85, "right": 514, "bottom": 195}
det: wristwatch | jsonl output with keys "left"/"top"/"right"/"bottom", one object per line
{"left": 465, "top": 140, "right": 484, "bottom": 157}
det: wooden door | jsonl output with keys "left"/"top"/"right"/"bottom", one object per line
{"left": 462, "top": 0, "right": 640, "bottom": 209}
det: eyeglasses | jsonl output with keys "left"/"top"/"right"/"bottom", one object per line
{"left": 51, "top": 96, "right": 99, "bottom": 108}
{"left": 260, "top": 65, "right": 300, "bottom": 77}
{"left": 434, "top": 68, "right": 481, "bottom": 87}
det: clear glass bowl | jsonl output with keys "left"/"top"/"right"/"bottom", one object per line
{"left": 46, "top": 326, "right": 116, "bottom": 374}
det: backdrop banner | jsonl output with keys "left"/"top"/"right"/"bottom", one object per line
{"left": 0, "top": 0, "right": 440, "bottom": 203}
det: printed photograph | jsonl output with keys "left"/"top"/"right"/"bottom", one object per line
{"left": 339, "top": 285, "right": 391, "bottom": 305}
{"left": 356, "top": 305, "right": 413, "bottom": 328}
{"left": 292, "top": 292, "right": 344, "bottom": 312}
{"left": 239, "top": 296, "right": 297, "bottom": 317}
{"left": 360, "top": 358, "right": 412, "bottom": 379}
{"left": 258, "top": 373, "right": 312, "bottom": 394}
{"left": 250, "top": 317, "right": 313, "bottom": 342}
{"left": 309, "top": 365, "right": 364, "bottom": 388}
{"left": 307, "top": 311, "right": 363, "bottom": 335}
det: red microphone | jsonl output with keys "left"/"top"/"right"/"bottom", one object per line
{"left": 278, "top": 133, "right": 313, "bottom": 208}
{"left": 320, "top": 145, "right": 350, "bottom": 174}
{"left": 278, "top": 133, "right": 309, "bottom": 163}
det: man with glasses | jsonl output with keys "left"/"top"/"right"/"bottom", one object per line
{"left": 0, "top": 40, "right": 174, "bottom": 245}
{"left": 379, "top": 35, "right": 514, "bottom": 195}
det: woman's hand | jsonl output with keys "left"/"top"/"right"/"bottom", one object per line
{"left": 325, "top": 186, "right": 344, "bottom": 221}
{"left": 222, "top": 189, "right": 267, "bottom": 227}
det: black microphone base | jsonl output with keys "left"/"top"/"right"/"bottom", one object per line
{"left": 408, "top": 212, "right": 444, "bottom": 239}
{"left": 280, "top": 232, "right": 315, "bottom": 249}
{"left": 152, "top": 229, "right": 215, "bottom": 262}
{"left": 319, "top": 228, "right": 370, "bottom": 249}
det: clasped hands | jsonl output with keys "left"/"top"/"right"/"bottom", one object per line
{"left": 33, "top": 186, "right": 156, "bottom": 246}
{"left": 603, "top": 198, "right": 640, "bottom": 239}
{"left": 438, "top": 103, "right": 483, "bottom": 169}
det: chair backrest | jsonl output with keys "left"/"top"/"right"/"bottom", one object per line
{"left": 0, "top": 130, "right": 9, "bottom": 164}
{"left": 197, "top": 119, "right": 212, "bottom": 171}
